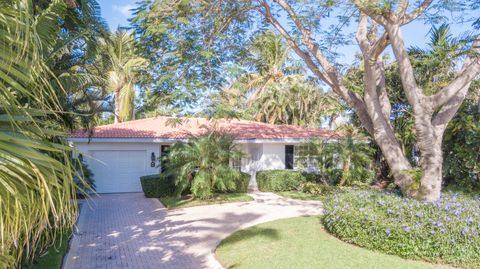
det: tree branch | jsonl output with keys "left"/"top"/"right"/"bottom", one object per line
{"left": 376, "top": 60, "right": 392, "bottom": 121}
{"left": 351, "top": 0, "right": 389, "bottom": 25}
{"left": 401, "top": 0, "right": 433, "bottom": 24}
{"left": 371, "top": 32, "right": 389, "bottom": 58}
{"left": 385, "top": 23, "right": 425, "bottom": 108}
{"left": 258, "top": 2, "right": 332, "bottom": 86}
{"left": 428, "top": 39, "right": 480, "bottom": 109}
{"left": 356, "top": 12, "right": 370, "bottom": 54}
{"left": 397, "top": 0, "right": 409, "bottom": 17}
{"left": 259, "top": 0, "right": 375, "bottom": 135}
{"left": 272, "top": 0, "right": 339, "bottom": 85}
{"left": 357, "top": 15, "right": 390, "bottom": 59}
{"left": 431, "top": 84, "right": 470, "bottom": 132}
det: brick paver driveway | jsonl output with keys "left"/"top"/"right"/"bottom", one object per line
{"left": 63, "top": 192, "right": 323, "bottom": 269}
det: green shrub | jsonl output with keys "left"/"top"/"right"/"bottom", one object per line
{"left": 230, "top": 172, "right": 250, "bottom": 193}
{"left": 323, "top": 189, "right": 480, "bottom": 268}
{"left": 140, "top": 174, "right": 175, "bottom": 198}
{"left": 73, "top": 157, "right": 95, "bottom": 196}
{"left": 300, "top": 182, "right": 323, "bottom": 195}
{"left": 298, "top": 182, "right": 341, "bottom": 197}
{"left": 301, "top": 170, "right": 343, "bottom": 185}
{"left": 256, "top": 170, "right": 305, "bottom": 192}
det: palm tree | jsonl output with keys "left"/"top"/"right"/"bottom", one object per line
{"left": 0, "top": 1, "right": 87, "bottom": 267}
{"left": 325, "top": 125, "right": 374, "bottom": 186}
{"left": 218, "top": 31, "right": 343, "bottom": 127}
{"left": 409, "top": 24, "right": 467, "bottom": 95}
{"left": 222, "top": 30, "right": 289, "bottom": 107}
{"left": 253, "top": 76, "right": 344, "bottom": 127}
{"left": 164, "top": 129, "right": 244, "bottom": 199}
{"left": 39, "top": 0, "right": 110, "bottom": 130}
{"left": 100, "top": 30, "right": 147, "bottom": 123}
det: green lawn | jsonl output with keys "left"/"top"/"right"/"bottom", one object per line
{"left": 159, "top": 193, "right": 254, "bottom": 209}
{"left": 216, "top": 216, "right": 449, "bottom": 269}
{"left": 24, "top": 232, "right": 70, "bottom": 269}
{"left": 276, "top": 191, "right": 323, "bottom": 201}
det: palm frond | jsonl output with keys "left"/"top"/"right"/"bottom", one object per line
{"left": 0, "top": 1, "right": 80, "bottom": 267}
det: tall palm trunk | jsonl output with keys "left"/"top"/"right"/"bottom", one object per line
{"left": 329, "top": 113, "right": 337, "bottom": 130}
{"left": 339, "top": 156, "right": 351, "bottom": 186}
{"left": 114, "top": 90, "right": 121, "bottom": 124}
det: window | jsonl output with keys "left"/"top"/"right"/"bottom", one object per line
{"left": 293, "top": 144, "right": 320, "bottom": 172}
{"left": 285, "top": 145, "right": 294, "bottom": 169}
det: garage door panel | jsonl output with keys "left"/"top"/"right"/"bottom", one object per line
{"left": 89, "top": 150, "right": 146, "bottom": 193}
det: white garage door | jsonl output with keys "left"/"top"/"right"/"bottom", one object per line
{"left": 89, "top": 150, "right": 146, "bottom": 193}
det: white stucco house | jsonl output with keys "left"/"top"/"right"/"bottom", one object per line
{"left": 69, "top": 117, "right": 341, "bottom": 193}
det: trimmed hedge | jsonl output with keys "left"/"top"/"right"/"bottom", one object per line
{"left": 256, "top": 170, "right": 306, "bottom": 192}
{"left": 140, "top": 174, "right": 175, "bottom": 198}
{"left": 141, "top": 172, "right": 250, "bottom": 198}
{"left": 231, "top": 172, "right": 251, "bottom": 193}
{"left": 323, "top": 189, "right": 480, "bottom": 268}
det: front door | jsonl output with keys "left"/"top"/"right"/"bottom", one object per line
{"left": 246, "top": 144, "right": 262, "bottom": 191}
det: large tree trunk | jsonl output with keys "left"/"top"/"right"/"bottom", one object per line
{"left": 417, "top": 133, "right": 443, "bottom": 201}
{"left": 361, "top": 49, "right": 414, "bottom": 191}
{"left": 114, "top": 90, "right": 120, "bottom": 124}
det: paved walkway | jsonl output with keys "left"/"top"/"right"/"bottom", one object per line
{"left": 63, "top": 192, "right": 323, "bottom": 269}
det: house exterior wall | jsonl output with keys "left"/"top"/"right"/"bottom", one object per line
{"left": 259, "top": 143, "right": 286, "bottom": 170}
{"left": 71, "top": 139, "right": 315, "bottom": 192}
{"left": 73, "top": 140, "right": 305, "bottom": 175}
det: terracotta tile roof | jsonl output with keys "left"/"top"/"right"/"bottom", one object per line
{"left": 69, "top": 117, "right": 341, "bottom": 140}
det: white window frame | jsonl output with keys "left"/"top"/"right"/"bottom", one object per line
{"left": 293, "top": 144, "right": 320, "bottom": 172}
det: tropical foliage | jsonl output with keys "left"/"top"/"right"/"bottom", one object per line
{"left": 327, "top": 126, "right": 375, "bottom": 186}
{"left": 216, "top": 31, "right": 343, "bottom": 127}
{"left": 130, "top": 0, "right": 255, "bottom": 109}
{"left": 164, "top": 129, "right": 245, "bottom": 199}
{"left": 0, "top": 0, "right": 101, "bottom": 266}
{"left": 294, "top": 125, "right": 375, "bottom": 187}
{"left": 98, "top": 30, "right": 147, "bottom": 123}
{"left": 443, "top": 87, "right": 480, "bottom": 192}
{"left": 73, "top": 157, "right": 95, "bottom": 196}
{"left": 251, "top": 76, "right": 342, "bottom": 127}
{"left": 222, "top": 31, "right": 291, "bottom": 106}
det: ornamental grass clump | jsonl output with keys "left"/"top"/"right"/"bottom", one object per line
{"left": 323, "top": 189, "right": 480, "bottom": 268}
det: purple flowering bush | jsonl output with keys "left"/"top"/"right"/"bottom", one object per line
{"left": 323, "top": 189, "right": 480, "bottom": 268}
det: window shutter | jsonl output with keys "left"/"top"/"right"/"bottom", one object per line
{"left": 285, "top": 145, "right": 294, "bottom": 169}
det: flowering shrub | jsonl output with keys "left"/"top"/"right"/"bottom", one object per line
{"left": 323, "top": 189, "right": 480, "bottom": 268}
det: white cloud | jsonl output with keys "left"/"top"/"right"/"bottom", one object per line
{"left": 112, "top": 4, "right": 135, "bottom": 17}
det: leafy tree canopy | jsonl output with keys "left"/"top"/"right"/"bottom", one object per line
{"left": 130, "top": 0, "right": 478, "bottom": 107}
{"left": 130, "top": 0, "right": 266, "bottom": 109}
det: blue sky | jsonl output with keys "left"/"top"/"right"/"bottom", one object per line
{"left": 99, "top": 0, "right": 135, "bottom": 31}
{"left": 99, "top": 0, "right": 475, "bottom": 65}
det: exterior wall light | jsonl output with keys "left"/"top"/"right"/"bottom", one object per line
{"left": 151, "top": 152, "right": 156, "bottom": 167}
